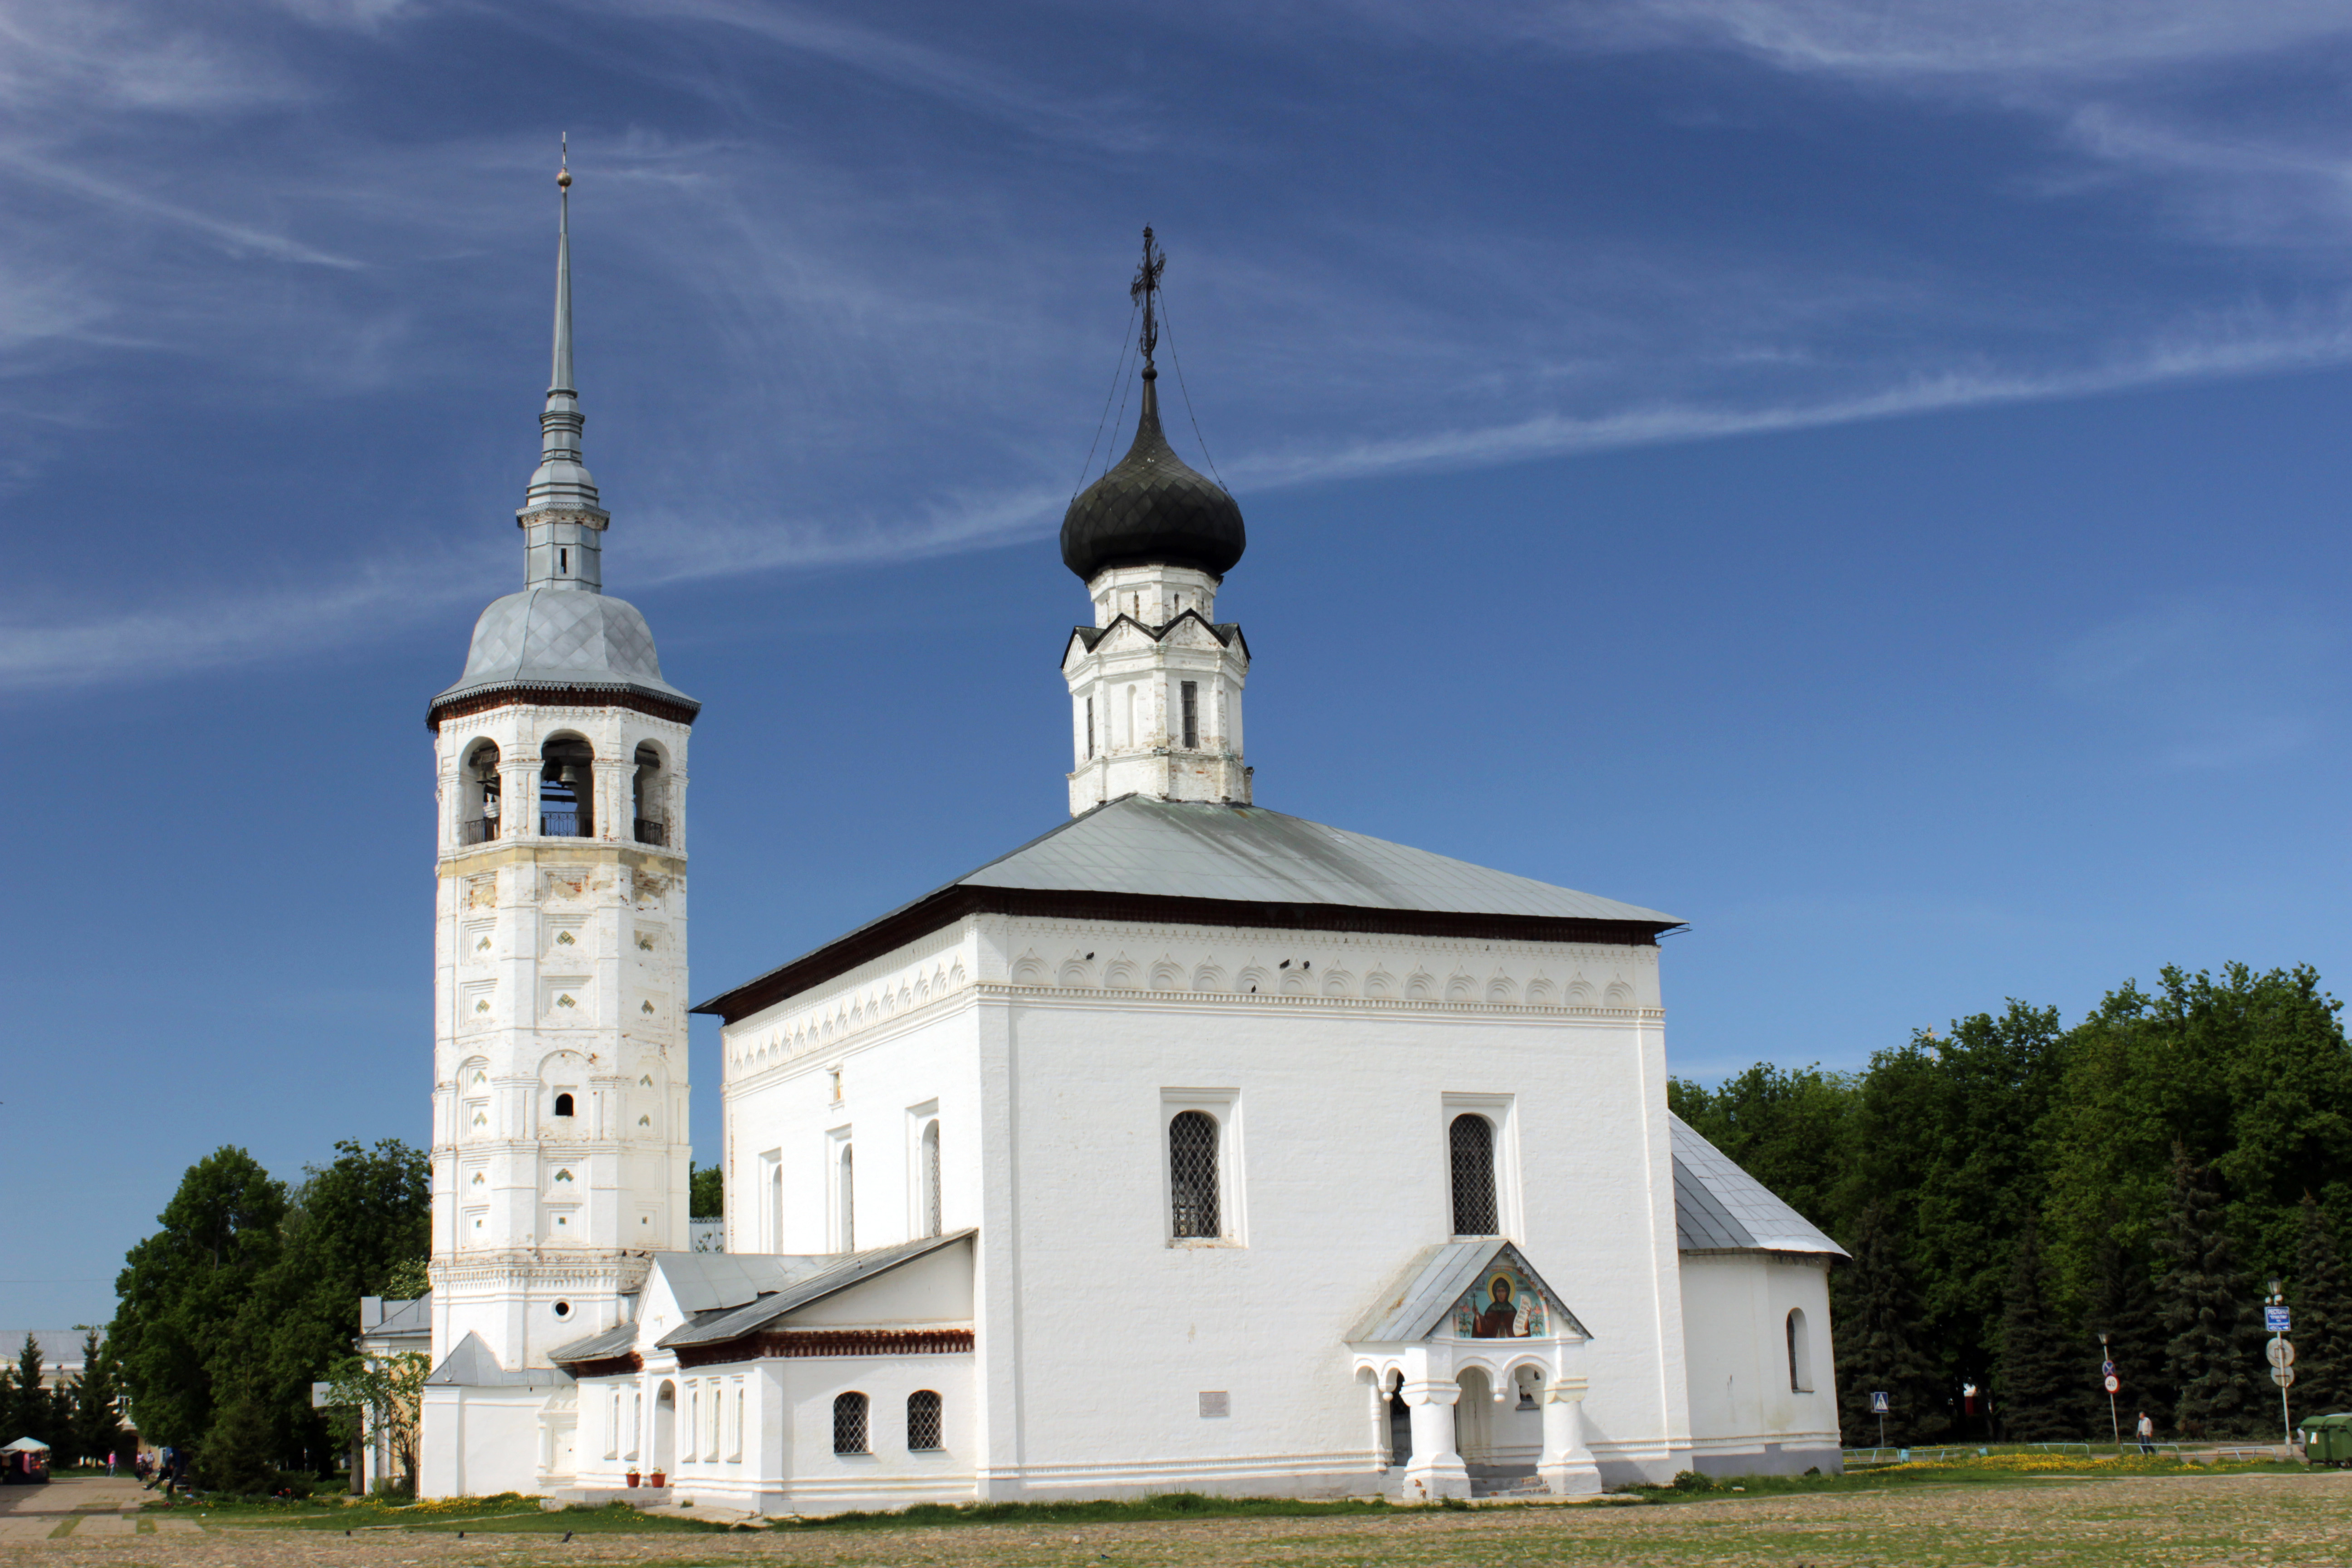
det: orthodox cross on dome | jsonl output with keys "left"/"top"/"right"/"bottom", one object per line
{"left": 1130, "top": 225, "right": 1165, "bottom": 375}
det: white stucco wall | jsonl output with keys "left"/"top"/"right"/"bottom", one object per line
{"left": 1677, "top": 1251, "right": 1841, "bottom": 1475}
{"left": 719, "top": 909, "right": 1695, "bottom": 1498}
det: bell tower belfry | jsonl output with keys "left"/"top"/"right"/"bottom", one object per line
{"left": 421, "top": 150, "right": 700, "bottom": 1447}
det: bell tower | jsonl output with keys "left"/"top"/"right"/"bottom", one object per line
{"left": 423, "top": 150, "right": 700, "bottom": 1386}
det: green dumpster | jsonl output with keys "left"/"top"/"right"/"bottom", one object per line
{"left": 2298, "top": 1412, "right": 2352, "bottom": 1465}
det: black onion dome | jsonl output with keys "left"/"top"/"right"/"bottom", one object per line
{"left": 1061, "top": 373, "right": 1245, "bottom": 581}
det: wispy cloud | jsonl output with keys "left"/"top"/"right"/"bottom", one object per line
{"left": 2054, "top": 597, "right": 2341, "bottom": 771}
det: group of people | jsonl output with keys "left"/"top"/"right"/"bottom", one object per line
{"left": 137, "top": 1446, "right": 190, "bottom": 1496}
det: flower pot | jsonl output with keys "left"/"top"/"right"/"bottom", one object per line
{"left": 649, "top": 1470, "right": 666, "bottom": 1488}
{"left": 624, "top": 1471, "right": 639, "bottom": 1488}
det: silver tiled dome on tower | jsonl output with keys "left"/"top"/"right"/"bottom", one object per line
{"left": 433, "top": 147, "right": 696, "bottom": 717}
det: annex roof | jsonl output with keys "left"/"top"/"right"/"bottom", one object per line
{"left": 358, "top": 1295, "right": 430, "bottom": 1340}
{"left": 425, "top": 1330, "right": 571, "bottom": 1389}
{"left": 1670, "top": 1113, "right": 1846, "bottom": 1257}
{"left": 546, "top": 1323, "right": 638, "bottom": 1366}
{"left": 0, "top": 1332, "right": 95, "bottom": 1372}
{"left": 1346, "top": 1238, "right": 1590, "bottom": 1343}
{"left": 697, "top": 796, "right": 1682, "bottom": 1021}
{"left": 657, "top": 1230, "right": 975, "bottom": 1350}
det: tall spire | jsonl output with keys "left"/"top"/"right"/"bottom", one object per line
{"left": 519, "top": 135, "right": 608, "bottom": 592}
{"left": 551, "top": 134, "right": 574, "bottom": 394}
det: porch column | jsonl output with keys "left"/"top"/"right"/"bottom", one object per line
{"left": 1538, "top": 1374, "right": 1600, "bottom": 1496}
{"left": 1400, "top": 1378, "right": 1470, "bottom": 1500}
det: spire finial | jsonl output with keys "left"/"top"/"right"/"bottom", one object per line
{"left": 1130, "top": 225, "right": 1164, "bottom": 378}
{"left": 551, "top": 135, "right": 573, "bottom": 393}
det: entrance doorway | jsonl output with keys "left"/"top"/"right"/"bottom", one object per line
{"left": 1387, "top": 1386, "right": 1412, "bottom": 1466}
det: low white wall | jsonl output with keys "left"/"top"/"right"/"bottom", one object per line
{"left": 1678, "top": 1251, "right": 1841, "bottom": 1475}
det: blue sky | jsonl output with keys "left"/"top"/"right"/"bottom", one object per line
{"left": 10, "top": 0, "right": 2352, "bottom": 1327}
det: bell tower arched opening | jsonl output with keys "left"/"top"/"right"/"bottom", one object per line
{"left": 540, "top": 735, "right": 594, "bottom": 838}
{"left": 461, "top": 741, "right": 502, "bottom": 846}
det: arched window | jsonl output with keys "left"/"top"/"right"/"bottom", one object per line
{"left": 554, "top": 1093, "right": 575, "bottom": 1118}
{"left": 539, "top": 735, "right": 593, "bottom": 838}
{"left": 632, "top": 743, "right": 666, "bottom": 847}
{"left": 1169, "top": 1111, "right": 1221, "bottom": 1239}
{"left": 832, "top": 1392, "right": 869, "bottom": 1454}
{"left": 1787, "top": 1308, "right": 1813, "bottom": 1392}
{"left": 921, "top": 1120, "right": 942, "bottom": 1238}
{"left": 462, "top": 741, "right": 501, "bottom": 845}
{"left": 838, "top": 1145, "right": 855, "bottom": 1252}
{"left": 1449, "top": 1114, "right": 1497, "bottom": 1235}
{"left": 906, "top": 1390, "right": 942, "bottom": 1451}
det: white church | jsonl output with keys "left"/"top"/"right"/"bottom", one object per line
{"left": 399, "top": 171, "right": 1846, "bottom": 1512}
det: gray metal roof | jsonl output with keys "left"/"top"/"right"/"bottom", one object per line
{"left": 651, "top": 1251, "right": 843, "bottom": 1314}
{"left": 1670, "top": 1113, "right": 1846, "bottom": 1257}
{"left": 1346, "top": 1239, "right": 1589, "bottom": 1343}
{"left": 657, "top": 1230, "right": 975, "bottom": 1350}
{"left": 357, "top": 1295, "right": 431, "bottom": 1340}
{"left": 697, "top": 797, "right": 1681, "bottom": 1018}
{"left": 546, "top": 1323, "right": 638, "bottom": 1365}
{"left": 0, "top": 1331, "right": 95, "bottom": 1372}
{"left": 433, "top": 584, "right": 695, "bottom": 710}
{"left": 960, "top": 797, "right": 1680, "bottom": 924}
{"left": 425, "top": 1330, "right": 571, "bottom": 1388}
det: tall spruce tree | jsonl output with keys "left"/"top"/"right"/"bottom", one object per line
{"left": 67, "top": 1331, "right": 126, "bottom": 1465}
{"left": 2082, "top": 1198, "right": 2168, "bottom": 1439}
{"left": 1834, "top": 1204, "right": 1945, "bottom": 1444}
{"left": 2161, "top": 1146, "right": 2263, "bottom": 1437}
{"left": 1997, "top": 1216, "right": 2078, "bottom": 1440}
{"left": 10, "top": 1336, "right": 55, "bottom": 1449}
{"left": 2294, "top": 1195, "right": 2352, "bottom": 1416}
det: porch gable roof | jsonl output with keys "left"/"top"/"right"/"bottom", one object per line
{"left": 1346, "top": 1238, "right": 1590, "bottom": 1343}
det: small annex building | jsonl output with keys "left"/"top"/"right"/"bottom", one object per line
{"left": 399, "top": 196, "right": 1845, "bottom": 1510}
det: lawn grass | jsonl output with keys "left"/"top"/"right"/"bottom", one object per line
{"left": 143, "top": 1492, "right": 730, "bottom": 1534}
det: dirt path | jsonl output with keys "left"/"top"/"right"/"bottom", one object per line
{"left": 6, "top": 1470, "right": 2351, "bottom": 1567}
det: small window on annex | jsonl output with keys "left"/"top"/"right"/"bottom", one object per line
{"left": 1449, "top": 1114, "right": 1498, "bottom": 1236}
{"left": 1787, "top": 1308, "right": 1813, "bottom": 1392}
{"left": 1169, "top": 1111, "right": 1222, "bottom": 1239}
{"left": 833, "top": 1392, "right": 869, "bottom": 1455}
{"left": 906, "top": 1390, "right": 942, "bottom": 1451}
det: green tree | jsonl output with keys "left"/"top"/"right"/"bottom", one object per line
{"left": 109, "top": 1147, "right": 288, "bottom": 1447}
{"left": 2293, "top": 1195, "right": 2352, "bottom": 1416}
{"left": 250, "top": 1140, "right": 431, "bottom": 1470}
{"left": 1996, "top": 1216, "right": 2077, "bottom": 1440}
{"left": 323, "top": 1351, "right": 430, "bottom": 1492}
{"left": 690, "top": 1163, "right": 723, "bottom": 1218}
{"left": 64, "top": 1330, "right": 127, "bottom": 1466}
{"left": 1832, "top": 1203, "right": 1945, "bottom": 1445}
{"left": 2161, "top": 1146, "right": 2263, "bottom": 1437}
{"left": 11, "top": 1336, "right": 57, "bottom": 1450}
{"left": 196, "top": 1392, "right": 277, "bottom": 1495}
{"left": 1848, "top": 1004, "right": 2068, "bottom": 1402}
{"left": 2081, "top": 1198, "right": 2168, "bottom": 1438}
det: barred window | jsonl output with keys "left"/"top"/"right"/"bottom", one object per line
{"left": 1449, "top": 1114, "right": 1497, "bottom": 1235}
{"left": 1170, "top": 1111, "right": 1222, "bottom": 1238}
{"left": 906, "top": 1389, "right": 943, "bottom": 1451}
{"left": 921, "top": 1120, "right": 942, "bottom": 1238}
{"left": 833, "top": 1391, "right": 869, "bottom": 1454}
{"left": 1086, "top": 696, "right": 1095, "bottom": 759}
{"left": 1180, "top": 681, "right": 1199, "bottom": 748}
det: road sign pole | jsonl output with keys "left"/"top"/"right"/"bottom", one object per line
{"left": 2267, "top": 1284, "right": 2294, "bottom": 1448}
{"left": 2098, "top": 1334, "right": 2119, "bottom": 1452}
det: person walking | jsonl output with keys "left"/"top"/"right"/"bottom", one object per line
{"left": 105, "top": 1451, "right": 115, "bottom": 1478}
{"left": 2136, "top": 1411, "right": 2156, "bottom": 1455}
